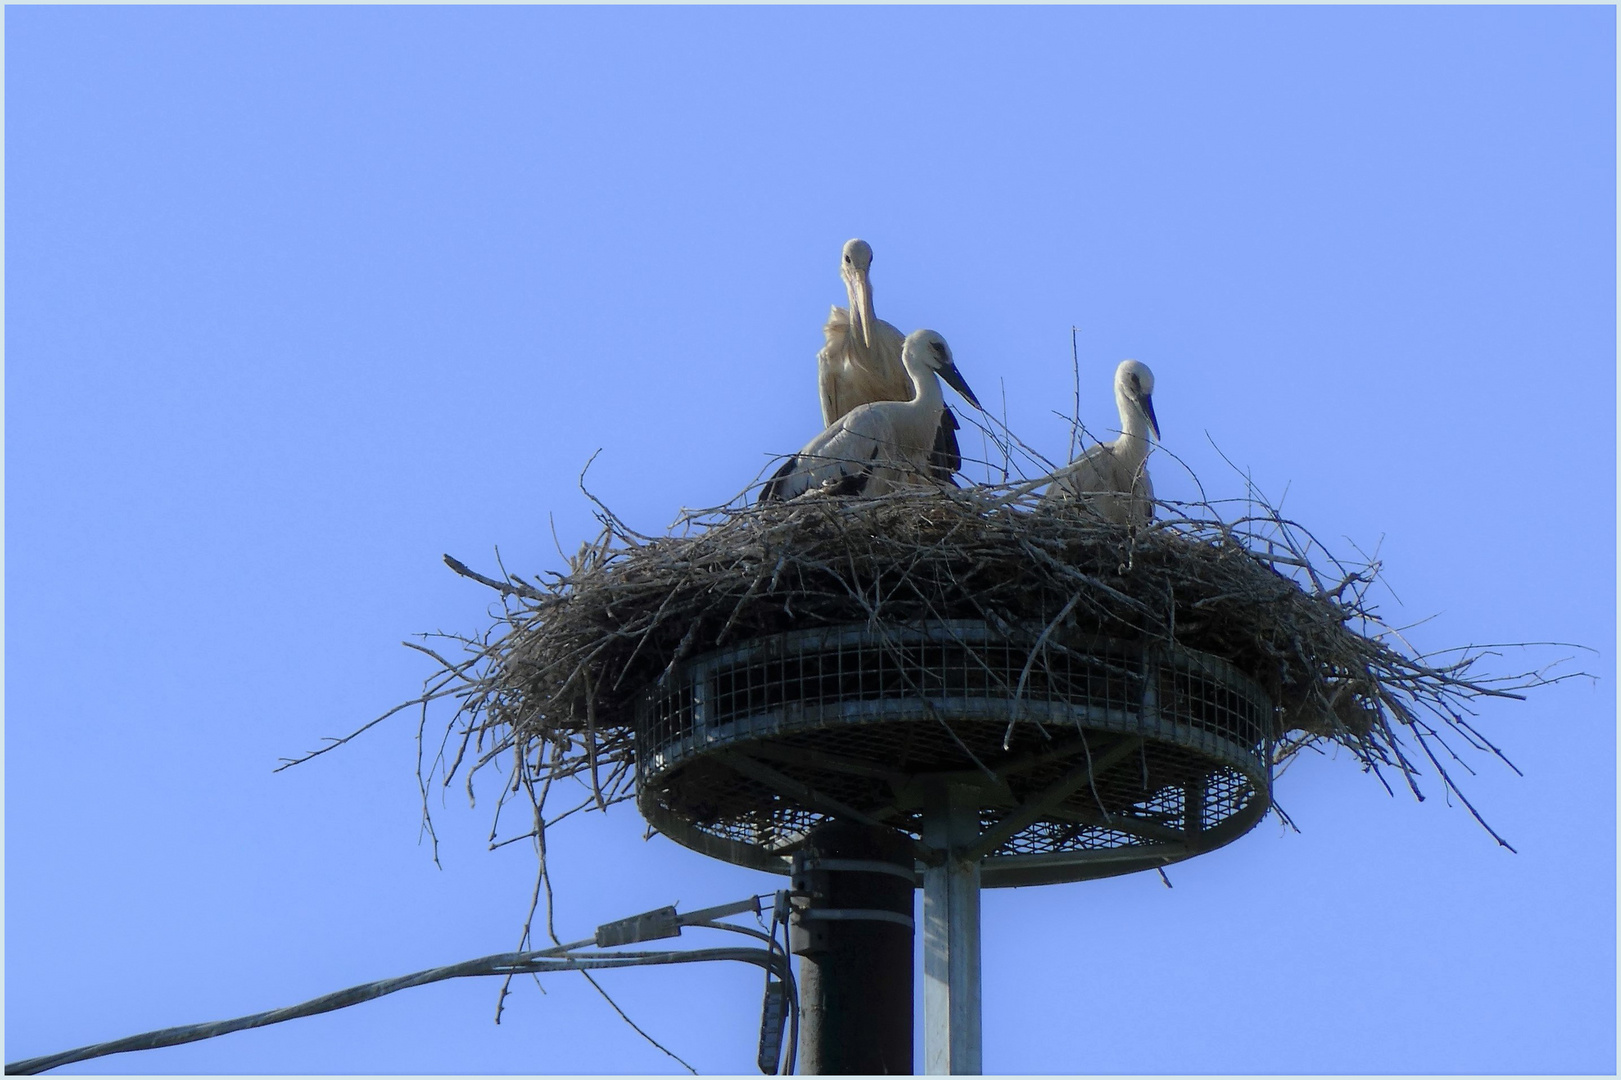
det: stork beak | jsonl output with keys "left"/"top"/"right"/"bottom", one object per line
{"left": 851, "top": 268, "right": 875, "bottom": 350}
{"left": 939, "top": 360, "right": 984, "bottom": 412}
{"left": 1142, "top": 393, "right": 1160, "bottom": 440}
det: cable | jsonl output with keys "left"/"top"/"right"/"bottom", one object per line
{"left": 7, "top": 945, "right": 792, "bottom": 1075}
{"left": 762, "top": 889, "right": 799, "bottom": 1075}
{"left": 691, "top": 919, "right": 774, "bottom": 945}
{"left": 779, "top": 904, "right": 799, "bottom": 1074}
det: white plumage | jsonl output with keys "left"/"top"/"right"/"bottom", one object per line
{"left": 762, "top": 329, "right": 981, "bottom": 503}
{"left": 816, "top": 239, "right": 965, "bottom": 480}
{"left": 817, "top": 239, "right": 908, "bottom": 425}
{"left": 1046, "top": 359, "right": 1161, "bottom": 524}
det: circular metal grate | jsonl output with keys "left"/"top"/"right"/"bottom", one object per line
{"left": 636, "top": 621, "right": 1273, "bottom": 886}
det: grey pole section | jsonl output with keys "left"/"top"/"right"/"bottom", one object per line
{"left": 789, "top": 821, "right": 916, "bottom": 1075}
{"left": 923, "top": 780, "right": 983, "bottom": 1075}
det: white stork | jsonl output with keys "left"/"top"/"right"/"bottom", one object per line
{"left": 817, "top": 239, "right": 966, "bottom": 481}
{"left": 762, "top": 329, "right": 982, "bottom": 503}
{"left": 1046, "top": 359, "right": 1160, "bottom": 524}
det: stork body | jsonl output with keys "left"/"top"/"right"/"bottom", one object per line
{"left": 816, "top": 239, "right": 964, "bottom": 480}
{"left": 1047, "top": 360, "right": 1160, "bottom": 524}
{"left": 762, "top": 330, "right": 981, "bottom": 503}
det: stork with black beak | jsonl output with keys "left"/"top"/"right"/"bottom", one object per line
{"left": 763, "top": 329, "right": 983, "bottom": 503}
{"left": 1046, "top": 359, "right": 1160, "bottom": 524}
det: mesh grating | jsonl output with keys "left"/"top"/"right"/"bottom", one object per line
{"left": 636, "top": 621, "right": 1273, "bottom": 886}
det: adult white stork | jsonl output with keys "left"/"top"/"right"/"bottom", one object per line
{"left": 817, "top": 239, "right": 965, "bottom": 481}
{"left": 762, "top": 329, "right": 982, "bottom": 503}
{"left": 1046, "top": 359, "right": 1160, "bottom": 524}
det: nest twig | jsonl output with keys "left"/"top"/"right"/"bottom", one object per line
{"left": 281, "top": 476, "right": 1578, "bottom": 857}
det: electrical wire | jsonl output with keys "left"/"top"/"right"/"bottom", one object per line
{"left": 691, "top": 919, "right": 774, "bottom": 944}
{"left": 762, "top": 890, "right": 799, "bottom": 1075}
{"left": 6, "top": 945, "right": 792, "bottom": 1075}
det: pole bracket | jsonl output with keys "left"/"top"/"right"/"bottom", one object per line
{"left": 797, "top": 908, "right": 915, "bottom": 930}
{"left": 796, "top": 857, "right": 920, "bottom": 885}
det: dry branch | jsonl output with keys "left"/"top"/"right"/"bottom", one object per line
{"left": 273, "top": 478, "right": 1581, "bottom": 857}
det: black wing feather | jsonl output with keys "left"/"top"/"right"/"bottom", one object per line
{"left": 930, "top": 406, "right": 962, "bottom": 482}
{"left": 758, "top": 455, "right": 800, "bottom": 504}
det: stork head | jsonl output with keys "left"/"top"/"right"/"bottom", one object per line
{"left": 841, "top": 238, "right": 874, "bottom": 275}
{"left": 904, "top": 329, "right": 984, "bottom": 412}
{"left": 840, "top": 239, "right": 876, "bottom": 349}
{"left": 1115, "top": 359, "right": 1160, "bottom": 440}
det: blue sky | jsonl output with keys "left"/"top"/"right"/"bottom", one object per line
{"left": 5, "top": 5, "right": 1615, "bottom": 1074}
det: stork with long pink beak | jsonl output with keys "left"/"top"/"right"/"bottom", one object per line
{"left": 815, "top": 239, "right": 972, "bottom": 482}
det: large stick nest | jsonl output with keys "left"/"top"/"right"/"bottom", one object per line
{"left": 369, "top": 481, "right": 1563, "bottom": 851}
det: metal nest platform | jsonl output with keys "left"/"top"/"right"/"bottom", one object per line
{"left": 637, "top": 620, "right": 1274, "bottom": 887}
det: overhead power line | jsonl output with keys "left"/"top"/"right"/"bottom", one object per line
{"left": 8, "top": 895, "right": 796, "bottom": 1076}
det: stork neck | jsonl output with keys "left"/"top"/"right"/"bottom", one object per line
{"left": 1115, "top": 393, "right": 1152, "bottom": 460}
{"left": 904, "top": 359, "right": 943, "bottom": 411}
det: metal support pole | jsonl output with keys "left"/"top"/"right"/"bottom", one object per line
{"left": 790, "top": 821, "right": 915, "bottom": 1075}
{"left": 923, "top": 780, "right": 983, "bottom": 1075}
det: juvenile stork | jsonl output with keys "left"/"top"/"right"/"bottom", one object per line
{"left": 1046, "top": 359, "right": 1160, "bottom": 524}
{"left": 817, "top": 239, "right": 966, "bottom": 480}
{"left": 762, "top": 329, "right": 982, "bottom": 503}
